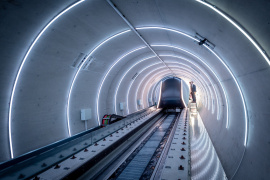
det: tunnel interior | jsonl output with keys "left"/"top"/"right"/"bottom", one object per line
{"left": 157, "top": 77, "right": 188, "bottom": 109}
{"left": 0, "top": 0, "right": 270, "bottom": 179}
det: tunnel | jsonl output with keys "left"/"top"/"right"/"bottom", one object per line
{"left": 157, "top": 77, "right": 188, "bottom": 109}
{"left": 0, "top": 0, "right": 270, "bottom": 179}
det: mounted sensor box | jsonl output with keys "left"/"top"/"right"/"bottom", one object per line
{"left": 119, "top": 102, "right": 124, "bottom": 111}
{"left": 137, "top": 99, "right": 142, "bottom": 106}
{"left": 81, "top": 108, "right": 91, "bottom": 120}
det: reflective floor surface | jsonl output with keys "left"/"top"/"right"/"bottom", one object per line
{"left": 190, "top": 112, "right": 227, "bottom": 180}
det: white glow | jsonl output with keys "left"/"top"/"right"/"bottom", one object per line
{"left": 114, "top": 55, "right": 155, "bottom": 114}
{"left": 136, "top": 68, "right": 172, "bottom": 110}
{"left": 8, "top": 0, "right": 85, "bottom": 158}
{"left": 144, "top": 68, "right": 206, "bottom": 110}
{"left": 164, "top": 58, "right": 218, "bottom": 116}
{"left": 149, "top": 81, "right": 161, "bottom": 107}
{"left": 148, "top": 75, "right": 174, "bottom": 106}
{"left": 196, "top": 0, "right": 270, "bottom": 66}
{"left": 137, "top": 26, "right": 247, "bottom": 145}
{"left": 126, "top": 62, "right": 161, "bottom": 114}
{"left": 181, "top": 79, "right": 187, "bottom": 108}
{"left": 136, "top": 27, "right": 198, "bottom": 41}
{"left": 154, "top": 45, "right": 228, "bottom": 128}
{"left": 166, "top": 61, "right": 215, "bottom": 113}
{"left": 141, "top": 71, "right": 175, "bottom": 108}
{"left": 148, "top": 76, "right": 208, "bottom": 108}
{"left": 68, "top": 30, "right": 132, "bottom": 133}
{"left": 125, "top": 59, "right": 210, "bottom": 115}
{"left": 157, "top": 81, "right": 163, "bottom": 108}
{"left": 151, "top": 72, "right": 208, "bottom": 110}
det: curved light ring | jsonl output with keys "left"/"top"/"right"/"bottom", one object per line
{"left": 171, "top": 70, "right": 210, "bottom": 103}
{"left": 126, "top": 62, "right": 162, "bottom": 114}
{"left": 166, "top": 59, "right": 219, "bottom": 118}
{"left": 119, "top": 56, "right": 207, "bottom": 113}
{"left": 163, "top": 55, "right": 223, "bottom": 119}
{"left": 68, "top": 29, "right": 132, "bottom": 133}
{"left": 148, "top": 72, "right": 208, "bottom": 110}
{"left": 136, "top": 68, "right": 172, "bottom": 110}
{"left": 145, "top": 73, "right": 178, "bottom": 108}
{"left": 144, "top": 66, "right": 210, "bottom": 111}
{"left": 196, "top": 0, "right": 270, "bottom": 66}
{"left": 145, "top": 54, "right": 221, "bottom": 119}
{"left": 149, "top": 77, "right": 176, "bottom": 107}
{"left": 167, "top": 63, "right": 212, "bottom": 111}
{"left": 147, "top": 74, "right": 205, "bottom": 107}
{"left": 125, "top": 54, "right": 213, "bottom": 114}
{"left": 156, "top": 81, "right": 163, "bottom": 108}
{"left": 154, "top": 45, "right": 229, "bottom": 128}
{"left": 172, "top": 74, "right": 207, "bottom": 107}
{"left": 157, "top": 43, "right": 246, "bottom": 145}
{"left": 205, "top": 46, "right": 248, "bottom": 146}
{"left": 114, "top": 55, "right": 155, "bottom": 114}
{"left": 135, "top": 26, "right": 230, "bottom": 128}
{"left": 136, "top": 26, "right": 198, "bottom": 42}
{"left": 141, "top": 70, "right": 178, "bottom": 108}
{"left": 96, "top": 46, "right": 146, "bottom": 123}
{"left": 8, "top": 0, "right": 86, "bottom": 158}
{"left": 180, "top": 79, "right": 187, "bottom": 108}
{"left": 170, "top": 68, "right": 212, "bottom": 111}
{"left": 149, "top": 76, "right": 208, "bottom": 108}
{"left": 166, "top": 62, "right": 214, "bottom": 112}
{"left": 123, "top": 55, "right": 213, "bottom": 111}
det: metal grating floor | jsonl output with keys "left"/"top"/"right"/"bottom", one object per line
{"left": 117, "top": 115, "right": 175, "bottom": 180}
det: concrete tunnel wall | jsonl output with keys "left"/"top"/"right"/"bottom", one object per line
{"left": 0, "top": 0, "right": 270, "bottom": 179}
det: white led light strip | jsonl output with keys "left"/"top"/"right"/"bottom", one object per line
{"left": 146, "top": 70, "right": 208, "bottom": 110}
{"left": 156, "top": 81, "right": 163, "bottom": 108}
{"left": 165, "top": 59, "right": 220, "bottom": 117}
{"left": 180, "top": 79, "right": 187, "bottom": 108}
{"left": 149, "top": 76, "right": 207, "bottom": 108}
{"left": 113, "top": 55, "right": 155, "bottom": 114}
{"left": 160, "top": 62, "right": 214, "bottom": 112}
{"left": 136, "top": 27, "right": 248, "bottom": 138}
{"left": 126, "top": 62, "right": 161, "bottom": 114}
{"left": 163, "top": 62, "right": 211, "bottom": 111}
{"left": 147, "top": 71, "right": 200, "bottom": 107}
{"left": 196, "top": 0, "right": 270, "bottom": 66}
{"left": 7, "top": 0, "right": 86, "bottom": 158}
{"left": 205, "top": 45, "right": 248, "bottom": 146}
{"left": 96, "top": 46, "right": 146, "bottom": 124}
{"left": 134, "top": 53, "right": 222, "bottom": 120}
{"left": 142, "top": 66, "right": 209, "bottom": 110}
{"left": 115, "top": 53, "right": 219, "bottom": 119}
{"left": 141, "top": 70, "right": 176, "bottom": 109}
{"left": 67, "top": 29, "right": 132, "bottom": 133}
{"left": 95, "top": 27, "right": 230, "bottom": 132}
{"left": 153, "top": 44, "right": 229, "bottom": 128}
{"left": 113, "top": 53, "right": 215, "bottom": 117}
{"left": 135, "top": 68, "right": 172, "bottom": 110}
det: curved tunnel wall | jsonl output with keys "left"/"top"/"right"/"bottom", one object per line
{"left": 1, "top": 0, "right": 270, "bottom": 179}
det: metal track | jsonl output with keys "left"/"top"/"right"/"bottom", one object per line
{"left": 77, "top": 111, "right": 166, "bottom": 180}
{"left": 108, "top": 113, "right": 180, "bottom": 180}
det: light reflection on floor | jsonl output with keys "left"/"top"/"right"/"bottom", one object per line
{"left": 190, "top": 112, "right": 227, "bottom": 180}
